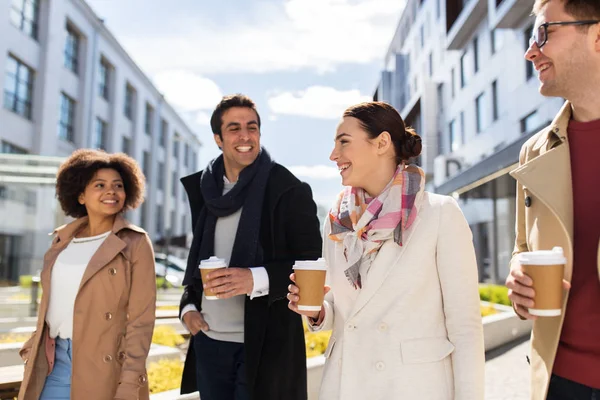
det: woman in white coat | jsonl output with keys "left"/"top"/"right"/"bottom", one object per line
{"left": 288, "top": 101, "right": 485, "bottom": 399}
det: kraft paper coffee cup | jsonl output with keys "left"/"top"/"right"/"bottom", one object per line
{"left": 199, "top": 256, "right": 227, "bottom": 300}
{"left": 293, "top": 258, "right": 327, "bottom": 312}
{"left": 518, "top": 247, "right": 566, "bottom": 317}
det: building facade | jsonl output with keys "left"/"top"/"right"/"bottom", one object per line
{"left": 375, "top": 0, "right": 564, "bottom": 283}
{"left": 0, "top": 0, "right": 201, "bottom": 282}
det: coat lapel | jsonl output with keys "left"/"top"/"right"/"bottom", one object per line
{"left": 348, "top": 216, "right": 422, "bottom": 319}
{"left": 78, "top": 233, "right": 127, "bottom": 290}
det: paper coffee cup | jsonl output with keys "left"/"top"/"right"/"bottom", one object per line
{"left": 518, "top": 247, "right": 566, "bottom": 317}
{"left": 293, "top": 258, "right": 327, "bottom": 312}
{"left": 199, "top": 256, "right": 227, "bottom": 300}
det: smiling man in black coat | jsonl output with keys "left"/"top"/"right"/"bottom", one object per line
{"left": 179, "top": 94, "right": 322, "bottom": 400}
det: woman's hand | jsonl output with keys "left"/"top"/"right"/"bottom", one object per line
{"left": 287, "top": 273, "right": 330, "bottom": 320}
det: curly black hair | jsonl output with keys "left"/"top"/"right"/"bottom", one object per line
{"left": 55, "top": 149, "right": 146, "bottom": 218}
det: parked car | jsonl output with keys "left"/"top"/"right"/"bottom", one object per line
{"left": 155, "top": 253, "right": 186, "bottom": 288}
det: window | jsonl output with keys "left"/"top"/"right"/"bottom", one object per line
{"left": 473, "top": 37, "right": 479, "bottom": 73}
{"left": 170, "top": 210, "right": 176, "bottom": 232}
{"left": 525, "top": 24, "right": 534, "bottom": 80}
{"left": 57, "top": 93, "right": 75, "bottom": 142}
{"left": 140, "top": 203, "right": 147, "bottom": 229}
{"left": 158, "top": 162, "right": 164, "bottom": 190}
{"left": 521, "top": 111, "right": 542, "bottom": 134}
{"left": 428, "top": 52, "right": 433, "bottom": 77}
{"left": 436, "top": 83, "right": 444, "bottom": 113}
{"left": 172, "top": 171, "right": 177, "bottom": 197}
{"left": 122, "top": 136, "right": 131, "bottom": 154}
{"left": 1, "top": 141, "right": 27, "bottom": 154}
{"left": 124, "top": 83, "right": 135, "bottom": 120}
{"left": 144, "top": 103, "right": 153, "bottom": 135}
{"left": 181, "top": 215, "right": 187, "bottom": 233}
{"left": 98, "top": 58, "right": 110, "bottom": 100}
{"left": 184, "top": 143, "right": 189, "bottom": 167}
{"left": 460, "top": 53, "right": 467, "bottom": 88}
{"left": 156, "top": 205, "right": 163, "bottom": 234}
{"left": 436, "top": 0, "right": 441, "bottom": 19}
{"left": 142, "top": 151, "right": 150, "bottom": 177}
{"left": 93, "top": 118, "right": 107, "bottom": 149}
{"left": 64, "top": 24, "right": 79, "bottom": 74}
{"left": 10, "top": 0, "right": 39, "bottom": 39}
{"left": 492, "top": 80, "right": 499, "bottom": 121}
{"left": 460, "top": 111, "right": 466, "bottom": 144}
{"left": 449, "top": 119, "right": 459, "bottom": 152}
{"left": 173, "top": 136, "right": 179, "bottom": 158}
{"left": 475, "top": 92, "right": 485, "bottom": 134}
{"left": 191, "top": 150, "right": 197, "bottom": 171}
{"left": 4, "top": 55, "right": 34, "bottom": 119}
{"left": 420, "top": 25, "right": 425, "bottom": 48}
{"left": 451, "top": 68, "right": 455, "bottom": 98}
{"left": 160, "top": 119, "right": 167, "bottom": 148}
{"left": 491, "top": 29, "right": 504, "bottom": 54}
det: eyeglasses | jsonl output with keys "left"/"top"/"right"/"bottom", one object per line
{"left": 529, "top": 20, "right": 600, "bottom": 48}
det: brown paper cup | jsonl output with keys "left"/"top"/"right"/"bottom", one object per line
{"left": 199, "top": 256, "right": 227, "bottom": 300}
{"left": 293, "top": 259, "right": 327, "bottom": 311}
{"left": 519, "top": 247, "right": 566, "bottom": 317}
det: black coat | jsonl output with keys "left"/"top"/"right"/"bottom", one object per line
{"left": 179, "top": 164, "right": 322, "bottom": 400}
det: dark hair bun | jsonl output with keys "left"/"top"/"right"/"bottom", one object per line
{"left": 400, "top": 127, "right": 422, "bottom": 160}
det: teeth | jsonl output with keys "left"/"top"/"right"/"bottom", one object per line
{"left": 236, "top": 146, "right": 252, "bottom": 152}
{"left": 103, "top": 200, "right": 117, "bottom": 204}
{"left": 338, "top": 164, "right": 350, "bottom": 171}
{"left": 539, "top": 64, "right": 550, "bottom": 72}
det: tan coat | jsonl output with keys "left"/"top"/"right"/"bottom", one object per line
{"left": 509, "top": 102, "right": 600, "bottom": 400}
{"left": 18, "top": 215, "right": 156, "bottom": 400}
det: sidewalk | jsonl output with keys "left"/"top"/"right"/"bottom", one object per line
{"left": 485, "top": 337, "right": 530, "bottom": 399}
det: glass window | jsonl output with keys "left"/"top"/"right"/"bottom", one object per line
{"left": 460, "top": 52, "right": 467, "bottom": 88}
{"left": 521, "top": 111, "right": 543, "bottom": 134}
{"left": 1, "top": 141, "right": 27, "bottom": 154}
{"left": 492, "top": 80, "right": 499, "bottom": 121}
{"left": 10, "top": 0, "right": 39, "bottom": 39}
{"left": 475, "top": 92, "right": 486, "bottom": 133}
{"left": 184, "top": 143, "right": 189, "bottom": 167}
{"left": 449, "top": 119, "right": 460, "bottom": 152}
{"left": 64, "top": 24, "right": 79, "bottom": 74}
{"left": 98, "top": 58, "right": 110, "bottom": 100}
{"left": 172, "top": 171, "right": 177, "bottom": 197}
{"left": 473, "top": 37, "right": 479, "bottom": 73}
{"left": 93, "top": 118, "right": 107, "bottom": 149}
{"left": 491, "top": 29, "right": 504, "bottom": 54}
{"left": 158, "top": 162, "right": 164, "bottom": 190}
{"left": 122, "top": 136, "right": 130, "bottom": 154}
{"left": 144, "top": 103, "right": 153, "bottom": 135}
{"left": 160, "top": 120, "right": 167, "bottom": 148}
{"left": 57, "top": 93, "right": 75, "bottom": 142}
{"left": 4, "top": 55, "right": 34, "bottom": 119}
{"left": 124, "top": 84, "right": 135, "bottom": 119}
{"left": 173, "top": 136, "right": 179, "bottom": 158}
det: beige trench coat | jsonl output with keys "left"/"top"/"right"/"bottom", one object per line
{"left": 509, "top": 101, "right": 600, "bottom": 400}
{"left": 17, "top": 215, "right": 156, "bottom": 400}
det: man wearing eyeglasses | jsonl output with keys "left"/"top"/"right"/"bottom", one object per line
{"left": 505, "top": 0, "right": 600, "bottom": 399}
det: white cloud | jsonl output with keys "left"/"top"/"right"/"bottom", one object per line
{"left": 268, "top": 86, "right": 371, "bottom": 119}
{"left": 153, "top": 70, "right": 223, "bottom": 111}
{"left": 288, "top": 165, "right": 340, "bottom": 180}
{"left": 97, "top": 0, "right": 405, "bottom": 74}
{"left": 195, "top": 111, "right": 211, "bottom": 126}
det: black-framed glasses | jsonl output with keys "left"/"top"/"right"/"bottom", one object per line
{"left": 530, "top": 20, "right": 600, "bottom": 48}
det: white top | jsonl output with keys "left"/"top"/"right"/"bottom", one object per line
{"left": 46, "top": 230, "right": 111, "bottom": 339}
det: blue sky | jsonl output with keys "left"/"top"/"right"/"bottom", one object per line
{"left": 86, "top": 0, "right": 406, "bottom": 207}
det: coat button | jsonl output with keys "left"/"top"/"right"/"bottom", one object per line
{"left": 118, "top": 351, "right": 126, "bottom": 361}
{"left": 105, "top": 312, "right": 113, "bottom": 320}
{"left": 525, "top": 196, "right": 532, "bottom": 207}
{"left": 103, "top": 355, "right": 113, "bottom": 363}
{"left": 376, "top": 361, "right": 385, "bottom": 371}
{"left": 346, "top": 324, "right": 355, "bottom": 331}
{"left": 378, "top": 322, "right": 388, "bottom": 332}
{"left": 109, "top": 268, "right": 117, "bottom": 275}
{"left": 138, "top": 374, "right": 147, "bottom": 384}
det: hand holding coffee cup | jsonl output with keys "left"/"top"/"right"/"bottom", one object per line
{"left": 507, "top": 247, "right": 571, "bottom": 319}
{"left": 287, "top": 258, "right": 329, "bottom": 319}
{"left": 199, "top": 257, "right": 227, "bottom": 300}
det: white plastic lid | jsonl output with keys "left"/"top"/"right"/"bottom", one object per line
{"left": 518, "top": 247, "right": 566, "bottom": 265}
{"left": 293, "top": 258, "right": 327, "bottom": 271}
{"left": 199, "top": 256, "right": 227, "bottom": 269}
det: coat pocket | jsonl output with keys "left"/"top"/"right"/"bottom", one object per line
{"left": 400, "top": 337, "right": 454, "bottom": 364}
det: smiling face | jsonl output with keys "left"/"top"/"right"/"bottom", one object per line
{"left": 330, "top": 116, "right": 390, "bottom": 190}
{"left": 78, "top": 168, "right": 126, "bottom": 219}
{"left": 525, "top": 1, "right": 598, "bottom": 99}
{"left": 214, "top": 106, "right": 261, "bottom": 181}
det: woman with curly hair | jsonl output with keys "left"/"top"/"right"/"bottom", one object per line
{"left": 18, "top": 149, "right": 156, "bottom": 400}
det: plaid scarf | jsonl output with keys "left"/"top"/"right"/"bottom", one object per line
{"left": 328, "top": 164, "right": 425, "bottom": 289}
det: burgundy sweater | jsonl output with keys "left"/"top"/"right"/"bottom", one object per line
{"left": 552, "top": 118, "right": 600, "bottom": 389}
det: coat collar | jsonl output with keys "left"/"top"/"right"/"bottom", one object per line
{"left": 532, "top": 101, "right": 572, "bottom": 153}
{"left": 50, "top": 214, "right": 145, "bottom": 242}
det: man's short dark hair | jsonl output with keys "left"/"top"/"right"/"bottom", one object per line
{"left": 533, "top": 0, "right": 600, "bottom": 20}
{"left": 210, "top": 94, "right": 261, "bottom": 138}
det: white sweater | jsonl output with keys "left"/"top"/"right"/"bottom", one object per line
{"left": 46, "top": 230, "right": 110, "bottom": 339}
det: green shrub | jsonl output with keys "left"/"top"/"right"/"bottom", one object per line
{"left": 155, "top": 277, "right": 173, "bottom": 289}
{"left": 19, "top": 275, "right": 33, "bottom": 288}
{"left": 479, "top": 284, "right": 511, "bottom": 306}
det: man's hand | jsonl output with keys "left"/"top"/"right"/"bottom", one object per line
{"left": 506, "top": 264, "right": 571, "bottom": 320}
{"left": 182, "top": 311, "right": 209, "bottom": 335}
{"left": 204, "top": 267, "right": 254, "bottom": 299}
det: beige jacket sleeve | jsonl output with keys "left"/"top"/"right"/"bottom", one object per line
{"left": 114, "top": 233, "right": 157, "bottom": 400}
{"left": 437, "top": 196, "right": 485, "bottom": 399}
